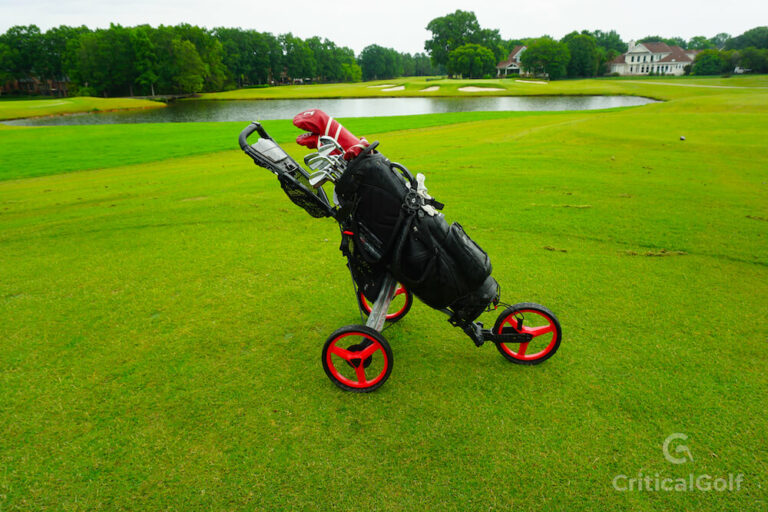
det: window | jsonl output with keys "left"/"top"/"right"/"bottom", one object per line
{"left": 643, "top": 56, "right": 647, "bottom": 62}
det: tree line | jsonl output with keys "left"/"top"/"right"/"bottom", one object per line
{"left": 424, "top": 11, "right": 768, "bottom": 79}
{"left": 1, "top": 16, "right": 767, "bottom": 97}
{"left": 0, "top": 23, "right": 439, "bottom": 97}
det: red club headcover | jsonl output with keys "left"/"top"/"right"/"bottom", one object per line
{"left": 293, "top": 109, "right": 369, "bottom": 160}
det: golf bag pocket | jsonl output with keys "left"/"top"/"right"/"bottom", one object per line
{"left": 392, "top": 216, "right": 492, "bottom": 310}
{"left": 356, "top": 221, "right": 385, "bottom": 262}
{"left": 278, "top": 174, "right": 330, "bottom": 218}
{"left": 351, "top": 183, "right": 404, "bottom": 262}
{"left": 442, "top": 222, "right": 492, "bottom": 290}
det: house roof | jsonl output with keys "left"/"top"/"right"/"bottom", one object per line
{"left": 639, "top": 42, "right": 673, "bottom": 54}
{"left": 610, "top": 53, "right": 626, "bottom": 64}
{"left": 658, "top": 46, "right": 694, "bottom": 63}
{"left": 496, "top": 46, "right": 526, "bottom": 68}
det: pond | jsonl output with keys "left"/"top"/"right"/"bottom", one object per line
{"left": 4, "top": 95, "right": 657, "bottom": 126}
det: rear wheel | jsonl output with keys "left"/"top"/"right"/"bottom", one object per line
{"left": 493, "top": 303, "right": 561, "bottom": 365}
{"left": 322, "top": 325, "right": 393, "bottom": 392}
{"left": 358, "top": 284, "right": 412, "bottom": 322}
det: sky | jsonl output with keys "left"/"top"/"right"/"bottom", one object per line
{"left": 1, "top": 0, "right": 766, "bottom": 54}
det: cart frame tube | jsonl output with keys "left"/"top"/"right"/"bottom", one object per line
{"left": 365, "top": 274, "right": 398, "bottom": 332}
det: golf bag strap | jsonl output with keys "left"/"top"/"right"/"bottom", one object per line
{"left": 426, "top": 198, "right": 444, "bottom": 210}
{"left": 348, "top": 141, "right": 379, "bottom": 166}
{"left": 388, "top": 212, "right": 439, "bottom": 286}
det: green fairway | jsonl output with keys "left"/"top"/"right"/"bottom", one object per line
{"left": 1, "top": 81, "right": 767, "bottom": 510}
{"left": 0, "top": 111, "right": 560, "bottom": 181}
{"left": 0, "top": 96, "right": 165, "bottom": 121}
{"left": 197, "top": 74, "right": 768, "bottom": 101}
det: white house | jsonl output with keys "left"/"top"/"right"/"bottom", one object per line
{"left": 496, "top": 46, "right": 526, "bottom": 77}
{"left": 610, "top": 41, "right": 700, "bottom": 76}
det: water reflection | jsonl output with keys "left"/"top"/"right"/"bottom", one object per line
{"left": 4, "top": 95, "right": 656, "bottom": 126}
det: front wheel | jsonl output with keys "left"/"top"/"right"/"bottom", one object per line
{"left": 322, "top": 325, "right": 393, "bottom": 392}
{"left": 493, "top": 303, "right": 562, "bottom": 365}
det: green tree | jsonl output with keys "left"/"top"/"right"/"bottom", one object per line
{"left": 424, "top": 10, "right": 482, "bottom": 68}
{"left": 520, "top": 37, "right": 570, "bottom": 80}
{"left": 0, "top": 41, "right": 11, "bottom": 95}
{"left": 691, "top": 49, "right": 728, "bottom": 75}
{"left": 590, "top": 29, "right": 627, "bottom": 54}
{"left": 131, "top": 26, "right": 158, "bottom": 95}
{"left": 739, "top": 47, "right": 768, "bottom": 72}
{"left": 215, "top": 27, "right": 251, "bottom": 87}
{"left": 73, "top": 25, "right": 133, "bottom": 96}
{"left": 447, "top": 43, "right": 496, "bottom": 78}
{"left": 639, "top": 35, "right": 687, "bottom": 49}
{"left": 1, "top": 25, "right": 43, "bottom": 81}
{"left": 401, "top": 52, "right": 416, "bottom": 77}
{"left": 264, "top": 32, "right": 284, "bottom": 83}
{"left": 172, "top": 24, "right": 227, "bottom": 91}
{"left": 359, "top": 44, "right": 402, "bottom": 80}
{"left": 170, "top": 38, "right": 206, "bottom": 93}
{"left": 305, "top": 37, "right": 358, "bottom": 82}
{"left": 725, "top": 26, "right": 768, "bottom": 50}
{"left": 472, "top": 28, "right": 506, "bottom": 63}
{"left": 279, "top": 33, "right": 316, "bottom": 81}
{"left": 412, "top": 52, "right": 439, "bottom": 75}
{"left": 562, "top": 32, "right": 600, "bottom": 77}
{"left": 688, "top": 36, "right": 714, "bottom": 50}
{"left": 709, "top": 33, "right": 731, "bottom": 49}
{"left": 341, "top": 61, "right": 362, "bottom": 82}
{"left": 39, "top": 25, "right": 89, "bottom": 95}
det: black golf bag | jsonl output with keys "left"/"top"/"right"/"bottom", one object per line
{"left": 336, "top": 144, "right": 499, "bottom": 327}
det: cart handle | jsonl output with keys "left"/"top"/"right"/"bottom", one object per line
{"left": 238, "top": 121, "right": 272, "bottom": 150}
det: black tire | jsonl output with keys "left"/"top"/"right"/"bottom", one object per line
{"left": 357, "top": 284, "right": 413, "bottom": 322}
{"left": 321, "top": 325, "right": 394, "bottom": 392}
{"left": 493, "top": 302, "right": 562, "bottom": 365}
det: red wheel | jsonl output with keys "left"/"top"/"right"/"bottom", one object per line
{"left": 322, "top": 325, "right": 393, "bottom": 392}
{"left": 493, "top": 303, "right": 562, "bottom": 365}
{"left": 357, "top": 284, "right": 412, "bottom": 322}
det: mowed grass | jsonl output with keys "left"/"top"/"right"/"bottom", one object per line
{"left": 198, "top": 74, "right": 768, "bottom": 101}
{"left": 0, "top": 111, "right": 561, "bottom": 181}
{"left": 0, "top": 96, "right": 165, "bottom": 121}
{"left": 1, "top": 85, "right": 767, "bottom": 510}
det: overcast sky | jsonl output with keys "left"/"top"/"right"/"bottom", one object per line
{"left": 1, "top": 0, "right": 765, "bottom": 54}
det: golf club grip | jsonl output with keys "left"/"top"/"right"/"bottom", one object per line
{"left": 239, "top": 122, "right": 271, "bottom": 150}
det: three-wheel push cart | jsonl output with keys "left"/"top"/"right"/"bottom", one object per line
{"left": 239, "top": 112, "right": 562, "bottom": 392}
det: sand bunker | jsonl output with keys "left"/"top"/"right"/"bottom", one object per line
{"left": 458, "top": 86, "right": 504, "bottom": 92}
{"left": 420, "top": 86, "right": 440, "bottom": 92}
{"left": 515, "top": 80, "right": 548, "bottom": 85}
{"left": 381, "top": 86, "right": 405, "bottom": 92}
{"left": 367, "top": 84, "right": 395, "bottom": 88}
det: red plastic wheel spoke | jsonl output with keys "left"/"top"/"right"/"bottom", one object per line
{"left": 517, "top": 342, "right": 529, "bottom": 356}
{"left": 359, "top": 342, "right": 380, "bottom": 360}
{"left": 355, "top": 364, "right": 367, "bottom": 384}
{"left": 522, "top": 323, "right": 554, "bottom": 338}
{"left": 330, "top": 345, "right": 353, "bottom": 361}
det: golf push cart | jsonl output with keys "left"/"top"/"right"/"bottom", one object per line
{"left": 239, "top": 110, "right": 562, "bottom": 392}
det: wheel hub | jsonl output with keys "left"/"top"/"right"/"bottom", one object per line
{"left": 345, "top": 341, "right": 373, "bottom": 368}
